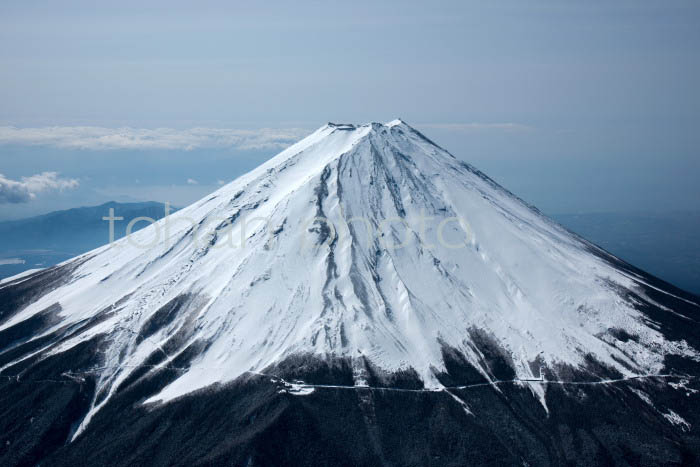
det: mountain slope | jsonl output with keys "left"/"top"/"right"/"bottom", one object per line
{"left": 1, "top": 120, "right": 699, "bottom": 466}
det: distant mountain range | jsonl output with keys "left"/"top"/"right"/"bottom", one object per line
{"left": 0, "top": 203, "right": 697, "bottom": 295}
{"left": 0, "top": 201, "right": 176, "bottom": 280}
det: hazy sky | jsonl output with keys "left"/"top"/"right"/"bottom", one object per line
{"left": 0, "top": 0, "right": 698, "bottom": 219}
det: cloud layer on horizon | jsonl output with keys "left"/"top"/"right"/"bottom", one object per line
{"left": 0, "top": 172, "right": 79, "bottom": 204}
{"left": 0, "top": 123, "right": 536, "bottom": 153}
{"left": 0, "top": 126, "right": 311, "bottom": 151}
{"left": 417, "top": 122, "right": 533, "bottom": 132}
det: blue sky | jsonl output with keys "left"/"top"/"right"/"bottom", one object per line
{"left": 0, "top": 0, "right": 698, "bottom": 220}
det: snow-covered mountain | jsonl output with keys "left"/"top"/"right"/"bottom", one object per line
{"left": 2, "top": 120, "right": 699, "bottom": 466}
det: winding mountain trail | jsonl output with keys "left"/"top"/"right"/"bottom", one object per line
{"left": 276, "top": 373, "right": 696, "bottom": 394}
{"left": 1, "top": 367, "right": 692, "bottom": 392}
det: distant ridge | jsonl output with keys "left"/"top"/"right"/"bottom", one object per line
{"left": 0, "top": 201, "right": 177, "bottom": 279}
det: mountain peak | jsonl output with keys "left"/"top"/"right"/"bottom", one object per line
{"left": 324, "top": 118, "right": 408, "bottom": 131}
{"left": 2, "top": 121, "right": 698, "bottom": 433}
{"left": 385, "top": 118, "right": 406, "bottom": 127}
{"left": 3, "top": 121, "right": 700, "bottom": 462}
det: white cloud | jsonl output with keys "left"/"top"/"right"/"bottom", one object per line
{"left": 417, "top": 123, "right": 533, "bottom": 132}
{"left": 0, "top": 126, "right": 310, "bottom": 151}
{"left": 0, "top": 172, "right": 79, "bottom": 204}
{"left": 217, "top": 180, "right": 226, "bottom": 186}
{"left": 186, "top": 178, "right": 199, "bottom": 185}
{"left": 0, "top": 258, "right": 25, "bottom": 265}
